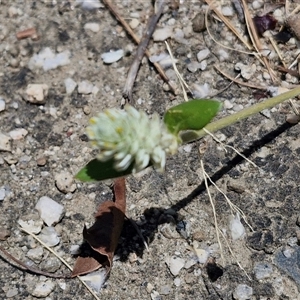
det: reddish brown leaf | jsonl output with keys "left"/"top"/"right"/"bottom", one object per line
{"left": 72, "top": 178, "right": 126, "bottom": 277}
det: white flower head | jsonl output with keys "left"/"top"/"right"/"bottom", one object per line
{"left": 86, "top": 105, "right": 179, "bottom": 173}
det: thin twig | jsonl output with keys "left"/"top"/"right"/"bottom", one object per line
{"left": 218, "top": 229, "right": 252, "bottom": 280}
{"left": 203, "top": 128, "right": 259, "bottom": 169}
{"left": 0, "top": 245, "right": 68, "bottom": 278}
{"left": 123, "top": 0, "right": 165, "bottom": 103}
{"left": 200, "top": 159, "right": 225, "bottom": 264}
{"left": 165, "top": 41, "right": 192, "bottom": 101}
{"left": 102, "top": 0, "right": 176, "bottom": 95}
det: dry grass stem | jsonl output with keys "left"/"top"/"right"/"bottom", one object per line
{"left": 269, "top": 36, "right": 286, "bottom": 68}
{"left": 200, "top": 159, "right": 225, "bottom": 265}
{"left": 203, "top": 128, "right": 259, "bottom": 169}
{"left": 204, "top": 0, "right": 253, "bottom": 51}
{"left": 202, "top": 168, "right": 254, "bottom": 232}
{"left": 165, "top": 41, "right": 191, "bottom": 101}
{"left": 123, "top": 0, "right": 165, "bottom": 103}
{"left": 102, "top": 0, "right": 176, "bottom": 94}
{"left": 218, "top": 228, "right": 252, "bottom": 280}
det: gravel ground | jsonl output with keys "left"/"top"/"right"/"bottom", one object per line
{"left": 1, "top": 1, "right": 300, "bottom": 299}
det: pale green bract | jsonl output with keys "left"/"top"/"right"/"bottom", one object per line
{"left": 86, "top": 105, "right": 179, "bottom": 173}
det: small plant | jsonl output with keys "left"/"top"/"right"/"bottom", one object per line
{"left": 76, "top": 99, "right": 221, "bottom": 182}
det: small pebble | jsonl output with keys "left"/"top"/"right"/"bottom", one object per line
{"left": 146, "top": 282, "right": 154, "bottom": 293}
{"left": 0, "top": 133, "right": 11, "bottom": 152}
{"left": 224, "top": 99, "right": 233, "bottom": 109}
{"left": 31, "top": 280, "right": 55, "bottom": 298}
{"left": 233, "top": 284, "right": 253, "bottom": 300}
{"left": 221, "top": 6, "right": 234, "bottom": 17}
{"left": 176, "top": 220, "right": 191, "bottom": 239}
{"left": 282, "top": 246, "right": 294, "bottom": 258}
{"left": 40, "top": 257, "right": 62, "bottom": 273}
{"left": 36, "top": 156, "right": 47, "bottom": 166}
{"left": 38, "top": 226, "right": 60, "bottom": 247}
{"left": 9, "top": 58, "right": 19, "bottom": 68}
{"left": 80, "top": 270, "right": 107, "bottom": 292}
{"left": 64, "top": 78, "right": 77, "bottom": 94}
{"left": 192, "top": 241, "right": 209, "bottom": 264}
{"left": 18, "top": 219, "right": 43, "bottom": 234}
{"left": 187, "top": 61, "right": 200, "bottom": 73}
{"left": 8, "top": 6, "right": 23, "bottom": 17}
{"left": 83, "top": 105, "right": 91, "bottom": 115}
{"left": 286, "top": 114, "right": 300, "bottom": 125}
{"left": 217, "top": 49, "right": 229, "bottom": 62}
{"left": 253, "top": 262, "right": 273, "bottom": 280}
{"left": 150, "top": 290, "right": 161, "bottom": 300}
{"left": 25, "top": 84, "right": 49, "bottom": 104}
{"left": 173, "top": 277, "right": 181, "bottom": 287}
{"left": 84, "top": 22, "right": 100, "bottom": 33}
{"left": 191, "top": 83, "right": 210, "bottom": 98}
{"left": 153, "top": 27, "right": 173, "bottom": 41}
{"left": 40, "top": 257, "right": 62, "bottom": 272}
{"left": 235, "top": 63, "right": 256, "bottom": 80}
{"left": 197, "top": 48, "right": 210, "bottom": 62}
{"left": 229, "top": 214, "right": 245, "bottom": 240}
{"left": 101, "top": 49, "right": 124, "bottom": 64}
{"left": 70, "top": 244, "right": 81, "bottom": 255}
{"left": 6, "top": 288, "right": 18, "bottom": 298}
{"left": 77, "top": 80, "right": 94, "bottom": 94}
{"left": 129, "top": 18, "right": 139, "bottom": 29}
{"left": 227, "top": 179, "right": 246, "bottom": 193}
{"left": 55, "top": 171, "right": 77, "bottom": 193}
{"left": 11, "top": 102, "right": 19, "bottom": 109}
{"left": 0, "top": 98, "right": 5, "bottom": 111}
{"left": 192, "top": 12, "right": 206, "bottom": 32}
{"left": 0, "top": 228, "right": 11, "bottom": 240}
{"left": 160, "top": 285, "right": 171, "bottom": 295}
{"left": 9, "top": 128, "right": 28, "bottom": 140}
{"left": 165, "top": 256, "right": 185, "bottom": 276}
{"left": 26, "top": 247, "right": 44, "bottom": 263}
{"left": 80, "top": 0, "right": 103, "bottom": 10}
{"left": 252, "top": 0, "right": 263, "bottom": 9}
{"left": 0, "top": 187, "right": 6, "bottom": 201}
{"left": 35, "top": 196, "right": 65, "bottom": 226}
{"left": 199, "top": 60, "right": 207, "bottom": 71}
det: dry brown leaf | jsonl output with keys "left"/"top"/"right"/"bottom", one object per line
{"left": 72, "top": 178, "right": 126, "bottom": 277}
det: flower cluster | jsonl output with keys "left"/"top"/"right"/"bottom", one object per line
{"left": 86, "top": 105, "right": 179, "bottom": 173}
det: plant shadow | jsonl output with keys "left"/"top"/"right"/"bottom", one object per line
{"left": 116, "top": 121, "right": 294, "bottom": 260}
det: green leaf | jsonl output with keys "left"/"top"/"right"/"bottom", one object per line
{"left": 164, "top": 99, "right": 222, "bottom": 135}
{"left": 75, "top": 158, "right": 135, "bottom": 182}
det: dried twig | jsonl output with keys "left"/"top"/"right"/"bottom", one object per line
{"left": 0, "top": 244, "right": 68, "bottom": 278}
{"left": 16, "top": 27, "right": 38, "bottom": 40}
{"left": 123, "top": 0, "right": 165, "bottom": 103}
{"left": 102, "top": 0, "right": 176, "bottom": 96}
{"left": 214, "top": 65, "right": 268, "bottom": 90}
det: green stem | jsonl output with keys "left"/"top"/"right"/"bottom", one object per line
{"left": 180, "top": 85, "right": 300, "bottom": 143}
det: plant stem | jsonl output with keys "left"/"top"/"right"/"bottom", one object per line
{"left": 181, "top": 86, "right": 300, "bottom": 143}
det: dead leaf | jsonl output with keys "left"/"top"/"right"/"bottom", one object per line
{"left": 72, "top": 177, "right": 126, "bottom": 277}
{"left": 253, "top": 14, "right": 277, "bottom": 37}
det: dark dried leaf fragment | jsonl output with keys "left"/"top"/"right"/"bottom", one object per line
{"left": 253, "top": 14, "right": 277, "bottom": 36}
{"left": 72, "top": 178, "right": 126, "bottom": 277}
